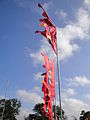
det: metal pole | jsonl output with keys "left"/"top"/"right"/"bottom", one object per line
{"left": 56, "top": 31, "right": 62, "bottom": 120}
{"left": 54, "top": 67, "right": 57, "bottom": 120}
{"left": 1, "top": 80, "right": 8, "bottom": 120}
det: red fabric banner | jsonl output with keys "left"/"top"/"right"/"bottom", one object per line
{"left": 35, "top": 3, "right": 57, "bottom": 55}
{"left": 41, "top": 52, "right": 55, "bottom": 120}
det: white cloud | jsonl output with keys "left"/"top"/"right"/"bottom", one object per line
{"left": 76, "top": 8, "right": 90, "bottom": 33}
{"left": 16, "top": 88, "right": 43, "bottom": 119}
{"left": 75, "top": 76, "right": 90, "bottom": 86}
{"left": 57, "top": 26, "right": 81, "bottom": 61}
{"left": 16, "top": 107, "right": 32, "bottom": 120}
{"left": 62, "top": 76, "right": 90, "bottom": 119}
{"left": 0, "top": 96, "right": 5, "bottom": 99}
{"left": 60, "top": 10, "right": 67, "bottom": 19}
{"left": 67, "top": 76, "right": 90, "bottom": 87}
{"left": 61, "top": 87, "right": 90, "bottom": 119}
{"left": 30, "top": 24, "right": 82, "bottom": 64}
{"left": 17, "top": 90, "right": 43, "bottom": 104}
{"left": 32, "top": 86, "right": 40, "bottom": 92}
{"left": 43, "top": 2, "right": 53, "bottom": 12}
{"left": 62, "top": 88, "right": 76, "bottom": 99}
{"left": 14, "top": 0, "right": 30, "bottom": 8}
{"left": 33, "top": 72, "right": 42, "bottom": 81}
{"left": 56, "top": 10, "right": 67, "bottom": 20}
{"left": 84, "top": 0, "right": 90, "bottom": 6}
{"left": 63, "top": 98, "right": 90, "bottom": 120}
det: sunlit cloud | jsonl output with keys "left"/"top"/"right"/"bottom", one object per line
{"left": 32, "top": 86, "right": 41, "bottom": 93}
{"left": 66, "top": 76, "right": 90, "bottom": 87}
{"left": 63, "top": 97, "right": 90, "bottom": 120}
{"left": 62, "top": 88, "right": 76, "bottom": 99}
{"left": 14, "top": 0, "right": 31, "bottom": 8}
{"left": 16, "top": 107, "right": 32, "bottom": 120}
{"left": 17, "top": 90, "right": 43, "bottom": 104}
{"left": 55, "top": 9, "right": 67, "bottom": 20}
{"left": 33, "top": 72, "right": 42, "bottom": 81}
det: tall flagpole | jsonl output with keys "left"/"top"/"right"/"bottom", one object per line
{"left": 1, "top": 80, "right": 8, "bottom": 120}
{"left": 56, "top": 31, "right": 62, "bottom": 120}
{"left": 54, "top": 82, "right": 57, "bottom": 120}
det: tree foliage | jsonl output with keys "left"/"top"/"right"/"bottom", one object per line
{"left": 25, "top": 103, "right": 66, "bottom": 120}
{"left": 79, "top": 110, "right": 90, "bottom": 120}
{"left": 0, "top": 98, "right": 21, "bottom": 120}
{"left": 25, "top": 103, "right": 48, "bottom": 120}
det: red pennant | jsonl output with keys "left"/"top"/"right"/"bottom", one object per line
{"left": 41, "top": 52, "right": 55, "bottom": 99}
{"left": 35, "top": 3, "right": 57, "bottom": 55}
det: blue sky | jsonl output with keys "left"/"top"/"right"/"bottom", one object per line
{"left": 0, "top": 0, "right": 90, "bottom": 119}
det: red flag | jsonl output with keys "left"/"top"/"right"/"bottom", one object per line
{"left": 41, "top": 53, "right": 55, "bottom": 120}
{"left": 41, "top": 53, "right": 55, "bottom": 99}
{"left": 43, "top": 100, "right": 53, "bottom": 120}
{"left": 35, "top": 3, "right": 57, "bottom": 55}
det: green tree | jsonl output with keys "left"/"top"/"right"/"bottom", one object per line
{"left": 25, "top": 103, "right": 66, "bottom": 120}
{"left": 79, "top": 110, "right": 90, "bottom": 120}
{"left": 53, "top": 105, "right": 65, "bottom": 120}
{"left": 25, "top": 103, "right": 48, "bottom": 120}
{"left": 0, "top": 98, "right": 21, "bottom": 120}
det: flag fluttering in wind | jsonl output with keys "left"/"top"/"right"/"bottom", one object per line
{"left": 35, "top": 3, "right": 57, "bottom": 55}
{"left": 41, "top": 52, "right": 55, "bottom": 120}
{"left": 41, "top": 52, "right": 55, "bottom": 99}
{"left": 43, "top": 100, "right": 53, "bottom": 120}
